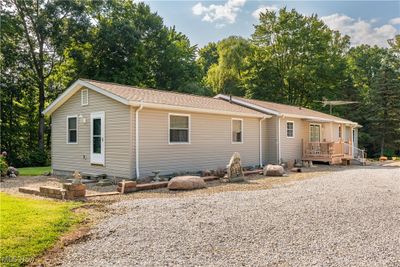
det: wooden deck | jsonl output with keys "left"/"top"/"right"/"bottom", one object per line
{"left": 302, "top": 140, "right": 353, "bottom": 164}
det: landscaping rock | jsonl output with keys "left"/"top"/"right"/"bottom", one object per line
{"left": 168, "top": 176, "right": 206, "bottom": 190}
{"left": 7, "top": 167, "right": 19, "bottom": 177}
{"left": 226, "top": 152, "right": 244, "bottom": 182}
{"left": 263, "top": 164, "right": 285, "bottom": 176}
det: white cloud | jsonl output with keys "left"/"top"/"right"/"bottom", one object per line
{"left": 192, "top": 0, "right": 246, "bottom": 25}
{"left": 252, "top": 5, "right": 279, "bottom": 19}
{"left": 389, "top": 17, "right": 400, "bottom": 25}
{"left": 321, "top": 13, "right": 398, "bottom": 47}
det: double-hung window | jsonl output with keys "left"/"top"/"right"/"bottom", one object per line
{"left": 169, "top": 114, "right": 190, "bottom": 144}
{"left": 232, "top": 119, "right": 243, "bottom": 143}
{"left": 286, "top": 121, "right": 294, "bottom": 138}
{"left": 67, "top": 116, "right": 78, "bottom": 144}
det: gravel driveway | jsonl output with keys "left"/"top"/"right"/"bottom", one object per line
{"left": 60, "top": 167, "right": 400, "bottom": 266}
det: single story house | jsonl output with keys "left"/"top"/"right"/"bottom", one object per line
{"left": 215, "top": 95, "right": 362, "bottom": 165}
{"left": 43, "top": 79, "right": 361, "bottom": 179}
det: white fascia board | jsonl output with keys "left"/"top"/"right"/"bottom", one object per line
{"left": 42, "top": 79, "right": 129, "bottom": 115}
{"left": 282, "top": 113, "right": 358, "bottom": 126}
{"left": 43, "top": 80, "right": 83, "bottom": 115}
{"left": 129, "top": 101, "right": 270, "bottom": 118}
{"left": 215, "top": 94, "right": 281, "bottom": 116}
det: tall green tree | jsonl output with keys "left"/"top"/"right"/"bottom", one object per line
{"left": 205, "top": 36, "right": 253, "bottom": 95}
{"left": 371, "top": 53, "right": 400, "bottom": 156}
{"left": 6, "top": 0, "right": 90, "bottom": 157}
{"left": 247, "top": 8, "right": 350, "bottom": 107}
{"left": 197, "top": 42, "right": 219, "bottom": 76}
{"left": 69, "top": 1, "right": 202, "bottom": 92}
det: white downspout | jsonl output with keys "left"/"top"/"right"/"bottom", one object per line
{"left": 135, "top": 104, "right": 144, "bottom": 179}
{"left": 278, "top": 116, "right": 282, "bottom": 164}
{"left": 259, "top": 117, "right": 267, "bottom": 167}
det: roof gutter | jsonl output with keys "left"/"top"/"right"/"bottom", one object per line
{"left": 128, "top": 101, "right": 269, "bottom": 118}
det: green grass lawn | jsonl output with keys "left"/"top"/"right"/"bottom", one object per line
{"left": 18, "top": 166, "right": 51, "bottom": 176}
{"left": 0, "top": 193, "right": 82, "bottom": 266}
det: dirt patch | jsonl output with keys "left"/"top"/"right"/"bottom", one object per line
{"left": 28, "top": 203, "right": 109, "bottom": 267}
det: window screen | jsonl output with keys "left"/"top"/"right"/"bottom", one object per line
{"left": 68, "top": 117, "right": 77, "bottom": 143}
{"left": 287, "top": 122, "right": 294, "bottom": 137}
{"left": 232, "top": 119, "right": 242, "bottom": 143}
{"left": 169, "top": 115, "right": 189, "bottom": 143}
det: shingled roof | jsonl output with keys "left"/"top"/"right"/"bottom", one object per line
{"left": 43, "top": 79, "right": 267, "bottom": 118}
{"left": 215, "top": 94, "right": 358, "bottom": 125}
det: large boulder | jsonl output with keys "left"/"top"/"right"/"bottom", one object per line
{"left": 263, "top": 164, "right": 285, "bottom": 176}
{"left": 168, "top": 176, "right": 206, "bottom": 190}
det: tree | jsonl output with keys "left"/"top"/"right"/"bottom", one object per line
{"left": 345, "top": 45, "right": 400, "bottom": 156}
{"left": 8, "top": 0, "right": 90, "bottom": 156}
{"left": 369, "top": 53, "right": 400, "bottom": 156}
{"left": 197, "top": 42, "right": 219, "bottom": 76}
{"left": 247, "top": 8, "right": 350, "bottom": 107}
{"left": 66, "top": 1, "right": 202, "bottom": 93}
{"left": 205, "top": 36, "right": 253, "bottom": 95}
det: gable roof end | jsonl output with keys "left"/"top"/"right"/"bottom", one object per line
{"left": 43, "top": 79, "right": 268, "bottom": 118}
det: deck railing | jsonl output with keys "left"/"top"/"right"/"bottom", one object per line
{"left": 302, "top": 140, "right": 353, "bottom": 159}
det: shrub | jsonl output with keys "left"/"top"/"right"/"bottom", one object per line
{"left": 0, "top": 157, "right": 8, "bottom": 176}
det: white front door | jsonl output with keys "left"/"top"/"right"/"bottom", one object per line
{"left": 90, "top": 111, "right": 105, "bottom": 165}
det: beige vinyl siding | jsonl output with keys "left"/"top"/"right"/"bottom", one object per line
{"left": 52, "top": 88, "right": 132, "bottom": 178}
{"left": 353, "top": 128, "right": 358, "bottom": 148}
{"left": 280, "top": 118, "right": 306, "bottom": 162}
{"left": 137, "top": 108, "right": 260, "bottom": 178}
{"left": 264, "top": 117, "right": 278, "bottom": 164}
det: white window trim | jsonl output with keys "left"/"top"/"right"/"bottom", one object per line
{"left": 231, "top": 118, "right": 243, "bottom": 144}
{"left": 168, "top": 113, "right": 191, "bottom": 145}
{"left": 81, "top": 89, "right": 89, "bottom": 106}
{"left": 66, "top": 115, "right": 78, "bottom": 144}
{"left": 338, "top": 125, "right": 342, "bottom": 139}
{"left": 286, "top": 121, "right": 295, "bottom": 138}
{"left": 309, "top": 123, "right": 322, "bottom": 142}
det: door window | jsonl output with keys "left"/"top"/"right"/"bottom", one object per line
{"left": 310, "top": 124, "right": 321, "bottom": 142}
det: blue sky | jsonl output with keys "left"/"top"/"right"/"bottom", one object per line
{"left": 142, "top": 0, "right": 400, "bottom": 48}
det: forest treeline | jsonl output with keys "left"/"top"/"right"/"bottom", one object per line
{"left": 1, "top": 0, "right": 399, "bottom": 166}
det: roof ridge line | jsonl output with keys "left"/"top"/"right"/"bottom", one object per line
{"left": 80, "top": 78, "right": 232, "bottom": 103}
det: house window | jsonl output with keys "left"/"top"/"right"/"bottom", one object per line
{"left": 169, "top": 114, "right": 190, "bottom": 144}
{"left": 81, "top": 89, "right": 88, "bottom": 106}
{"left": 338, "top": 125, "right": 342, "bottom": 138}
{"left": 286, "top": 121, "right": 294, "bottom": 138}
{"left": 67, "top": 116, "right": 78, "bottom": 144}
{"left": 232, "top": 119, "right": 243, "bottom": 143}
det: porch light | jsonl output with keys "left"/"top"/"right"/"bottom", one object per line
{"left": 78, "top": 114, "right": 86, "bottom": 124}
